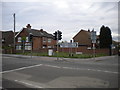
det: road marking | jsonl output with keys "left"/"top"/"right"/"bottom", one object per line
{"left": 44, "top": 64, "right": 118, "bottom": 74}
{"left": 1, "top": 64, "right": 43, "bottom": 74}
{"left": 1, "top": 63, "right": 118, "bottom": 74}
{"left": 14, "top": 80, "right": 43, "bottom": 88}
{"left": 44, "top": 64, "right": 61, "bottom": 68}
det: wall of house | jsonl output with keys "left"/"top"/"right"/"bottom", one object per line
{"left": 15, "top": 29, "right": 29, "bottom": 43}
{"left": 73, "top": 31, "right": 91, "bottom": 46}
{"left": 15, "top": 28, "right": 57, "bottom": 52}
{"left": 33, "top": 37, "right": 42, "bottom": 50}
{"left": 41, "top": 37, "right": 57, "bottom": 48}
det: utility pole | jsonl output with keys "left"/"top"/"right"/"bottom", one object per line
{"left": 13, "top": 13, "right": 16, "bottom": 53}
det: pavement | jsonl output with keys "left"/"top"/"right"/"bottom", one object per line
{"left": 2, "top": 54, "right": 118, "bottom": 62}
{"left": 1, "top": 54, "right": 119, "bottom": 89}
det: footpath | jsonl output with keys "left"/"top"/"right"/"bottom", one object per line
{"left": 2, "top": 54, "right": 117, "bottom": 63}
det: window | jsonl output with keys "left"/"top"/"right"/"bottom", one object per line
{"left": 18, "top": 37, "right": 21, "bottom": 42}
{"left": 25, "top": 46, "right": 31, "bottom": 50}
{"left": 16, "top": 45, "right": 21, "bottom": 50}
{"left": 43, "top": 37, "right": 47, "bottom": 42}
{"left": 2, "top": 38, "right": 5, "bottom": 43}
{"left": 48, "top": 46, "right": 52, "bottom": 48}
{"left": 42, "top": 45, "right": 47, "bottom": 48}
{"left": 26, "top": 37, "right": 29, "bottom": 42}
{"left": 48, "top": 38, "right": 52, "bottom": 43}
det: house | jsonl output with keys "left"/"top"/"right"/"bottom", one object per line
{"left": 1, "top": 31, "right": 14, "bottom": 53}
{"left": 73, "top": 29, "right": 92, "bottom": 47}
{"left": 15, "top": 24, "right": 57, "bottom": 52}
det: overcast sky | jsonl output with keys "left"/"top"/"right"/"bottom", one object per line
{"left": 1, "top": 0, "right": 119, "bottom": 42}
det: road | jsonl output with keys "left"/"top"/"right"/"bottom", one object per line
{"left": 1, "top": 54, "right": 119, "bottom": 89}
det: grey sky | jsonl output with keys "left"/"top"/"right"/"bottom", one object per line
{"left": 1, "top": 0, "right": 119, "bottom": 42}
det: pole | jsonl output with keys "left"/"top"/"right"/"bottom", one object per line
{"left": 13, "top": 13, "right": 16, "bottom": 53}
{"left": 93, "top": 43, "right": 95, "bottom": 60}
{"left": 31, "top": 41, "right": 32, "bottom": 58}
{"left": 57, "top": 30, "right": 59, "bottom": 60}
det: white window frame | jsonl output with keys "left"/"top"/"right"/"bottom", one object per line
{"left": 16, "top": 45, "right": 21, "bottom": 50}
{"left": 26, "top": 37, "right": 29, "bottom": 42}
{"left": 42, "top": 46, "right": 46, "bottom": 48}
{"left": 48, "top": 38, "right": 52, "bottom": 43}
{"left": 25, "top": 45, "right": 31, "bottom": 50}
{"left": 18, "top": 37, "right": 21, "bottom": 42}
{"left": 48, "top": 46, "right": 52, "bottom": 48}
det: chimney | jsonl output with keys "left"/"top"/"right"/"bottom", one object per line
{"left": 40, "top": 29, "right": 43, "bottom": 32}
{"left": 26, "top": 24, "right": 31, "bottom": 29}
{"left": 88, "top": 29, "right": 90, "bottom": 32}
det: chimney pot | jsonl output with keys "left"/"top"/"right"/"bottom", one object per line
{"left": 40, "top": 29, "right": 43, "bottom": 32}
{"left": 26, "top": 24, "right": 31, "bottom": 29}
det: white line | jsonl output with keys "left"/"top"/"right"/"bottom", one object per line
{"left": 1, "top": 63, "right": 118, "bottom": 74}
{"left": 44, "top": 64, "right": 61, "bottom": 68}
{"left": 44, "top": 64, "right": 118, "bottom": 74}
{"left": 1, "top": 64, "right": 43, "bottom": 74}
{"left": 14, "top": 80, "right": 43, "bottom": 88}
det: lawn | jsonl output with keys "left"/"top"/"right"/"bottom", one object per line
{"left": 16, "top": 52, "right": 106, "bottom": 59}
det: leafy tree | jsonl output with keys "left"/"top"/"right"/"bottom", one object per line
{"left": 99, "top": 25, "right": 112, "bottom": 48}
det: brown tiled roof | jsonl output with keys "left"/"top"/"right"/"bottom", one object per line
{"left": 25, "top": 28, "right": 54, "bottom": 39}
{"left": 73, "top": 29, "right": 90, "bottom": 39}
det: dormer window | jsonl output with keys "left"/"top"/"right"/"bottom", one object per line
{"left": 18, "top": 37, "right": 21, "bottom": 42}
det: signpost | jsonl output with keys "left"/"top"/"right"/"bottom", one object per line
{"left": 60, "top": 42, "right": 78, "bottom": 57}
{"left": 60, "top": 42, "right": 78, "bottom": 48}
{"left": 91, "top": 30, "right": 97, "bottom": 59}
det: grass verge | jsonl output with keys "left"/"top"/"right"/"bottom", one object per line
{"left": 16, "top": 52, "right": 107, "bottom": 59}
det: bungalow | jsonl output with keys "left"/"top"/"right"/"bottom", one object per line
{"left": 15, "top": 24, "right": 57, "bottom": 52}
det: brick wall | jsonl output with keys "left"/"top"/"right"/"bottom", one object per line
{"left": 58, "top": 47, "right": 118, "bottom": 55}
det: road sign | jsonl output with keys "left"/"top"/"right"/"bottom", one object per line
{"left": 91, "top": 31, "right": 96, "bottom": 43}
{"left": 60, "top": 42, "right": 78, "bottom": 48}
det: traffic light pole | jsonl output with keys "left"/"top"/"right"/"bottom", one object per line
{"left": 31, "top": 40, "right": 32, "bottom": 58}
{"left": 57, "top": 30, "right": 59, "bottom": 60}
{"left": 29, "top": 33, "right": 33, "bottom": 58}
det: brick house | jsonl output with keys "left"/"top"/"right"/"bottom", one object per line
{"left": 15, "top": 24, "right": 56, "bottom": 52}
{"left": 1, "top": 31, "right": 14, "bottom": 53}
{"left": 73, "top": 29, "right": 92, "bottom": 47}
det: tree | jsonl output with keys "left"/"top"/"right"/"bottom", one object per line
{"left": 99, "top": 25, "right": 112, "bottom": 48}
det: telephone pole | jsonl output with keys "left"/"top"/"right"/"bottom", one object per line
{"left": 13, "top": 13, "right": 16, "bottom": 53}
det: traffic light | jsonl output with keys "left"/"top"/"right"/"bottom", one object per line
{"left": 53, "top": 31, "right": 57, "bottom": 40}
{"left": 53, "top": 30, "right": 62, "bottom": 40}
{"left": 58, "top": 31, "right": 62, "bottom": 40}
{"left": 29, "top": 33, "right": 33, "bottom": 42}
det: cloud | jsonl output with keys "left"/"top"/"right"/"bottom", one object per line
{"left": 2, "top": 1, "right": 118, "bottom": 42}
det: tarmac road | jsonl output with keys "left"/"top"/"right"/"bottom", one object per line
{"left": 1, "top": 54, "right": 119, "bottom": 89}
